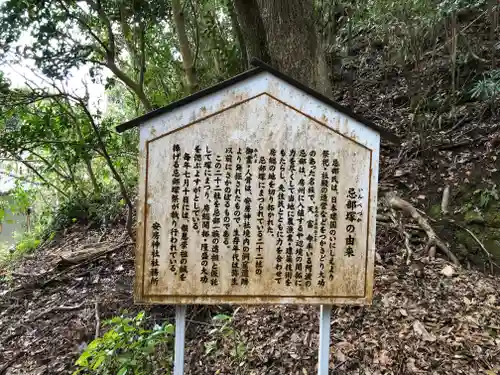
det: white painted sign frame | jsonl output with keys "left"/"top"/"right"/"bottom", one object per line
{"left": 117, "top": 59, "right": 397, "bottom": 375}
{"left": 134, "top": 71, "right": 380, "bottom": 306}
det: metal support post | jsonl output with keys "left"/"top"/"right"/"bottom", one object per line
{"left": 318, "top": 304, "right": 332, "bottom": 375}
{"left": 174, "top": 305, "right": 187, "bottom": 375}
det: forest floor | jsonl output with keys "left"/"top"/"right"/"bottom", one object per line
{"left": 0, "top": 223, "right": 499, "bottom": 374}
{"left": 1, "top": 8, "right": 500, "bottom": 375}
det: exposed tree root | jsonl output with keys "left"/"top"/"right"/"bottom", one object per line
{"left": 386, "top": 193, "right": 461, "bottom": 266}
{"left": 32, "top": 303, "right": 86, "bottom": 322}
{"left": 95, "top": 300, "right": 100, "bottom": 339}
{"left": 441, "top": 185, "right": 450, "bottom": 215}
{"left": 4, "top": 241, "right": 132, "bottom": 298}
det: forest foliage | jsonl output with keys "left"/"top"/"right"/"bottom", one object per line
{"left": 0, "top": 0, "right": 498, "bottom": 263}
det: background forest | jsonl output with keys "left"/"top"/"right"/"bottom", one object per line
{"left": 0, "top": 0, "right": 499, "bottom": 374}
{"left": 0, "top": 0, "right": 499, "bottom": 263}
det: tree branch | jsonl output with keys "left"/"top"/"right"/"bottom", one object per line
{"left": 26, "top": 150, "right": 72, "bottom": 182}
{"left": 56, "top": 0, "right": 110, "bottom": 53}
{"left": 9, "top": 152, "right": 71, "bottom": 199}
{"left": 119, "top": 7, "right": 139, "bottom": 69}
{"left": 87, "top": 0, "right": 116, "bottom": 59}
{"left": 74, "top": 97, "right": 135, "bottom": 240}
{"left": 50, "top": 96, "right": 101, "bottom": 194}
{"left": 138, "top": 22, "right": 146, "bottom": 90}
{"left": 105, "top": 59, "right": 152, "bottom": 112}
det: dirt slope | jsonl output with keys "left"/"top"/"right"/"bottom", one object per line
{"left": 0, "top": 223, "right": 499, "bottom": 375}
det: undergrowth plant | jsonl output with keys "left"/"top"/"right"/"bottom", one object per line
{"left": 473, "top": 184, "right": 499, "bottom": 209}
{"left": 73, "top": 311, "right": 174, "bottom": 375}
{"left": 205, "top": 312, "right": 246, "bottom": 365}
{"left": 0, "top": 182, "right": 128, "bottom": 269}
{"left": 0, "top": 185, "right": 42, "bottom": 267}
{"left": 351, "top": 0, "right": 440, "bottom": 64}
{"left": 471, "top": 69, "right": 500, "bottom": 104}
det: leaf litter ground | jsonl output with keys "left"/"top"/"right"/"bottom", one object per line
{"left": 0, "top": 223, "right": 499, "bottom": 374}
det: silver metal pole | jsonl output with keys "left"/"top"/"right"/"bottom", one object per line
{"left": 318, "top": 304, "right": 332, "bottom": 375}
{"left": 174, "top": 305, "right": 187, "bottom": 375}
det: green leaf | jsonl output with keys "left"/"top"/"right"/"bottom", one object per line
{"left": 135, "top": 311, "right": 145, "bottom": 322}
{"left": 91, "top": 355, "right": 105, "bottom": 370}
{"left": 117, "top": 355, "right": 132, "bottom": 364}
{"left": 117, "top": 367, "right": 128, "bottom": 375}
{"left": 212, "top": 314, "right": 231, "bottom": 322}
{"left": 74, "top": 351, "right": 90, "bottom": 367}
{"left": 236, "top": 342, "right": 246, "bottom": 356}
{"left": 143, "top": 342, "right": 156, "bottom": 354}
{"left": 164, "top": 324, "right": 175, "bottom": 335}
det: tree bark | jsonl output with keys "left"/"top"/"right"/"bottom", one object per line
{"left": 172, "top": 0, "right": 198, "bottom": 94}
{"left": 233, "top": 0, "right": 271, "bottom": 64}
{"left": 490, "top": 0, "right": 497, "bottom": 69}
{"left": 227, "top": 0, "right": 248, "bottom": 69}
{"left": 106, "top": 59, "right": 152, "bottom": 112}
{"left": 237, "top": 0, "right": 331, "bottom": 96}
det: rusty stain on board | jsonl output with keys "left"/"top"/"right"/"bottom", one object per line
{"left": 135, "top": 89, "right": 378, "bottom": 305}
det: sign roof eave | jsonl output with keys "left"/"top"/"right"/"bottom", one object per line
{"left": 115, "top": 58, "right": 399, "bottom": 144}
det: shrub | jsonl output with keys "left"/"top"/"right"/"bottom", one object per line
{"left": 73, "top": 311, "right": 174, "bottom": 375}
{"left": 471, "top": 69, "right": 500, "bottom": 102}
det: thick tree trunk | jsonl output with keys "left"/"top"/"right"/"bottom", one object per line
{"left": 227, "top": 0, "right": 248, "bottom": 70}
{"left": 172, "top": 0, "right": 198, "bottom": 94}
{"left": 233, "top": 0, "right": 271, "bottom": 64}
{"left": 235, "top": 0, "right": 331, "bottom": 96}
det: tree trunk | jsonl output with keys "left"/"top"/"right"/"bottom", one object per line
{"left": 227, "top": 0, "right": 248, "bottom": 69}
{"left": 236, "top": 0, "right": 331, "bottom": 96}
{"left": 79, "top": 103, "right": 135, "bottom": 241}
{"left": 490, "top": 0, "right": 497, "bottom": 70}
{"left": 172, "top": 0, "right": 198, "bottom": 94}
{"left": 233, "top": 0, "right": 271, "bottom": 64}
{"left": 73, "top": 119, "right": 100, "bottom": 195}
{"left": 346, "top": 16, "right": 355, "bottom": 108}
{"left": 82, "top": 157, "right": 99, "bottom": 194}
{"left": 450, "top": 12, "right": 458, "bottom": 99}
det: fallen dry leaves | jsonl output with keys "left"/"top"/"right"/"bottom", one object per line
{"left": 186, "top": 256, "right": 499, "bottom": 375}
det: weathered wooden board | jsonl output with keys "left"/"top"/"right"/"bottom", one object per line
{"left": 134, "top": 72, "right": 379, "bottom": 305}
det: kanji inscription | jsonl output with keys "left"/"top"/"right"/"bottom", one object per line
{"left": 163, "top": 144, "right": 358, "bottom": 291}
{"left": 139, "top": 93, "right": 375, "bottom": 304}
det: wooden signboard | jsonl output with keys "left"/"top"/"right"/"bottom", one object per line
{"left": 118, "top": 60, "right": 393, "bottom": 306}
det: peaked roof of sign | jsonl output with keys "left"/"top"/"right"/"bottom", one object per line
{"left": 116, "top": 58, "right": 399, "bottom": 143}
